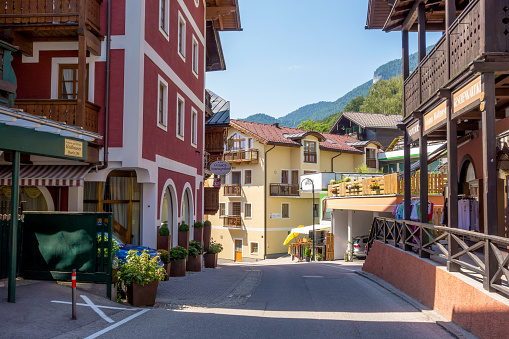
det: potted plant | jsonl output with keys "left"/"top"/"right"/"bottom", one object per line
{"left": 187, "top": 240, "right": 204, "bottom": 272}
{"left": 178, "top": 223, "right": 190, "bottom": 249}
{"left": 157, "top": 222, "right": 171, "bottom": 251}
{"left": 352, "top": 183, "right": 361, "bottom": 194}
{"left": 369, "top": 182, "right": 381, "bottom": 194}
{"left": 203, "top": 220, "right": 212, "bottom": 252}
{"left": 304, "top": 246, "right": 311, "bottom": 262}
{"left": 204, "top": 240, "right": 223, "bottom": 268}
{"left": 316, "top": 253, "right": 324, "bottom": 261}
{"left": 158, "top": 249, "right": 171, "bottom": 281}
{"left": 117, "top": 249, "right": 166, "bottom": 307}
{"left": 97, "top": 234, "right": 120, "bottom": 283}
{"left": 193, "top": 221, "right": 204, "bottom": 244}
{"left": 169, "top": 246, "right": 187, "bottom": 277}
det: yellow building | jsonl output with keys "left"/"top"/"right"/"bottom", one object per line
{"left": 206, "top": 120, "right": 379, "bottom": 261}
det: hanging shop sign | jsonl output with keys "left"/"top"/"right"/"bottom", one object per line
{"left": 213, "top": 176, "right": 221, "bottom": 188}
{"left": 64, "top": 139, "right": 84, "bottom": 158}
{"left": 424, "top": 100, "right": 447, "bottom": 134}
{"left": 406, "top": 121, "right": 420, "bottom": 144}
{"left": 453, "top": 75, "right": 482, "bottom": 116}
{"left": 210, "top": 161, "right": 231, "bottom": 175}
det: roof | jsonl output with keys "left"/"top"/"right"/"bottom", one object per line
{"left": 230, "top": 120, "right": 363, "bottom": 154}
{"left": 366, "top": 0, "right": 393, "bottom": 30}
{"left": 346, "top": 140, "right": 383, "bottom": 148}
{"left": 329, "top": 112, "right": 403, "bottom": 132}
{"left": 205, "top": 89, "right": 230, "bottom": 126}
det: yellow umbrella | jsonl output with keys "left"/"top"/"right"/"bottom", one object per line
{"left": 283, "top": 225, "right": 305, "bottom": 245}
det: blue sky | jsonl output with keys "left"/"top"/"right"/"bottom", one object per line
{"left": 206, "top": 1, "right": 442, "bottom": 120}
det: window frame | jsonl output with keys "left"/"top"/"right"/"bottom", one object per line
{"left": 176, "top": 93, "right": 185, "bottom": 140}
{"left": 250, "top": 242, "right": 259, "bottom": 255}
{"left": 303, "top": 140, "right": 317, "bottom": 164}
{"left": 244, "top": 169, "right": 252, "bottom": 185}
{"left": 191, "top": 107, "right": 198, "bottom": 147}
{"left": 219, "top": 202, "right": 226, "bottom": 217}
{"left": 192, "top": 35, "right": 199, "bottom": 77}
{"left": 281, "top": 203, "right": 290, "bottom": 219}
{"left": 157, "top": 75, "right": 168, "bottom": 131}
{"left": 244, "top": 202, "right": 252, "bottom": 219}
{"left": 58, "top": 64, "right": 89, "bottom": 100}
{"left": 177, "top": 11, "right": 186, "bottom": 61}
{"left": 281, "top": 170, "right": 289, "bottom": 184}
{"left": 159, "top": 0, "right": 169, "bottom": 40}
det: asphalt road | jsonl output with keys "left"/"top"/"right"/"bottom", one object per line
{"left": 89, "top": 261, "right": 472, "bottom": 339}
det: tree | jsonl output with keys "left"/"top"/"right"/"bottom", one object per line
{"left": 343, "top": 95, "right": 365, "bottom": 112}
{"left": 359, "top": 76, "right": 402, "bottom": 115}
{"left": 298, "top": 119, "right": 329, "bottom": 132}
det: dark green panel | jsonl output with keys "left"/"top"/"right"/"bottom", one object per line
{"left": 0, "top": 124, "right": 87, "bottom": 161}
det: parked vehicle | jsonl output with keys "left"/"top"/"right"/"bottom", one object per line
{"left": 353, "top": 235, "right": 369, "bottom": 259}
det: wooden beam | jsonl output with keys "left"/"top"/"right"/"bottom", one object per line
{"left": 3, "top": 29, "right": 33, "bottom": 56}
{"left": 419, "top": 113, "right": 430, "bottom": 258}
{"left": 206, "top": 6, "right": 237, "bottom": 21}
{"left": 447, "top": 90, "right": 460, "bottom": 272}
{"left": 402, "top": 0, "right": 425, "bottom": 31}
{"left": 473, "top": 61, "right": 509, "bottom": 73}
{"left": 418, "top": 1, "right": 426, "bottom": 62}
{"left": 85, "top": 30, "right": 101, "bottom": 56}
{"left": 495, "top": 88, "right": 509, "bottom": 97}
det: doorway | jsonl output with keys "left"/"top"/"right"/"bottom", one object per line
{"left": 234, "top": 239, "right": 243, "bottom": 262}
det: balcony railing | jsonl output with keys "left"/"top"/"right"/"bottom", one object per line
{"left": 223, "top": 215, "right": 241, "bottom": 227}
{"left": 403, "top": 0, "right": 496, "bottom": 117}
{"left": 303, "top": 151, "right": 317, "bottom": 163}
{"left": 14, "top": 99, "right": 100, "bottom": 133}
{"left": 204, "top": 187, "right": 220, "bottom": 214}
{"left": 0, "top": 0, "right": 102, "bottom": 34}
{"left": 223, "top": 184, "right": 241, "bottom": 196}
{"left": 270, "top": 183, "right": 300, "bottom": 196}
{"left": 366, "top": 158, "right": 377, "bottom": 169}
{"left": 224, "top": 149, "right": 259, "bottom": 163}
{"left": 328, "top": 173, "right": 447, "bottom": 197}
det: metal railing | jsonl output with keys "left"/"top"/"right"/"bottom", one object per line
{"left": 367, "top": 216, "right": 509, "bottom": 298}
{"left": 270, "top": 183, "right": 300, "bottom": 196}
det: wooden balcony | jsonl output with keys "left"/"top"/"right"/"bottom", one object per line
{"left": 14, "top": 99, "right": 100, "bottom": 133}
{"left": 403, "top": 0, "right": 509, "bottom": 117}
{"left": 0, "top": 0, "right": 103, "bottom": 56}
{"left": 223, "top": 184, "right": 241, "bottom": 196}
{"left": 223, "top": 215, "right": 241, "bottom": 228}
{"left": 224, "top": 149, "right": 259, "bottom": 163}
{"left": 204, "top": 187, "right": 220, "bottom": 215}
{"left": 270, "top": 183, "right": 300, "bottom": 197}
{"left": 303, "top": 151, "right": 317, "bottom": 163}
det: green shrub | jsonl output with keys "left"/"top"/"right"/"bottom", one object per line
{"left": 159, "top": 224, "right": 170, "bottom": 236}
{"left": 179, "top": 223, "right": 189, "bottom": 232}
{"left": 304, "top": 246, "right": 311, "bottom": 258}
{"left": 207, "top": 241, "right": 223, "bottom": 254}
{"left": 203, "top": 220, "right": 211, "bottom": 227}
{"left": 189, "top": 240, "right": 204, "bottom": 253}
{"left": 116, "top": 250, "right": 166, "bottom": 286}
{"left": 169, "top": 246, "right": 187, "bottom": 261}
{"left": 194, "top": 221, "right": 204, "bottom": 228}
{"left": 158, "top": 249, "right": 171, "bottom": 264}
{"left": 188, "top": 247, "right": 200, "bottom": 256}
{"left": 97, "top": 234, "right": 120, "bottom": 259}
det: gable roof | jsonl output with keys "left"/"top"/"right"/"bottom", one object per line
{"left": 329, "top": 112, "right": 403, "bottom": 133}
{"left": 230, "top": 120, "right": 363, "bottom": 154}
{"left": 206, "top": 89, "right": 230, "bottom": 127}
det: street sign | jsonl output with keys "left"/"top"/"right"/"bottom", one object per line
{"left": 210, "top": 161, "right": 231, "bottom": 175}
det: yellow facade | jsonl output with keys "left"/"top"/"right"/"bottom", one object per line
{"left": 206, "top": 129, "right": 366, "bottom": 261}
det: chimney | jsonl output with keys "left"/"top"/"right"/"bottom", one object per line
{"left": 272, "top": 122, "right": 279, "bottom": 128}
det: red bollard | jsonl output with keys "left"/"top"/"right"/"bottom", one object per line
{"left": 71, "top": 269, "right": 77, "bottom": 320}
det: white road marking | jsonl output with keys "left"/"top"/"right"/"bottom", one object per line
{"left": 303, "top": 276, "right": 324, "bottom": 278}
{"left": 84, "top": 309, "right": 150, "bottom": 339}
{"left": 318, "top": 263, "right": 358, "bottom": 272}
{"left": 80, "top": 295, "right": 115, "bottom": 323}
{"left": 50, "top": 300, "right": 140, "bottom": 311}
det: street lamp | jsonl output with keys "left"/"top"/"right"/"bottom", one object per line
{"left": 301, "top": 178, "right": 316, "bottom": 261}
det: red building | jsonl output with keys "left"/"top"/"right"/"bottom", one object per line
{"left": 0, "top": 0, "right": 241, "bottom": 248}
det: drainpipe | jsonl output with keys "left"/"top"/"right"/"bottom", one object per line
{"left": 330, "top": 151, "right": 342, "bottom": 172}
{"left": 264, "top": 144, "right": 276, "bottom": 260}
{"left": 98, "top": 0, "right": 111, "bottom": 171}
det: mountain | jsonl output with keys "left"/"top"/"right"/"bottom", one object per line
{"left": 243, "top": 46, "right": 433, "bottom": 127}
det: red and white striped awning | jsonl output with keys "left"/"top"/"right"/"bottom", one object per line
{"left": 0, "top": 165, "right": 93, "bottom": 187}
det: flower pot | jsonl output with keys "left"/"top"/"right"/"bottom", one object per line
{"left": 178, "top": 230, "right": 189, "bottom": 250}
{"left": 157, "top": 234, "right": 171, "bottom": 251}
{"left": 375, "top": 189, "right": 381, "bottom": 195}
{"left": 170, "top": 258, "right": 186, "bottom": 277}
{"left": 163, "top": 263, "right": 171, "bottom": 281}
{"left": 193, "top": 227, "right": 203, "bottom": 244}
{"left": 305, "top": 257, "right": 310, "bottom": 262}
{"left": 187, "top": 254, "right": 202, "bottom": 272}
{"left": 203, "top": 224, "right": 212, "bottom": 252}
{"left": 126, "top": 281, "right": 158, "bottom": 307}
{"left": 204, "top": 253, "right": 218, "bottom": 268}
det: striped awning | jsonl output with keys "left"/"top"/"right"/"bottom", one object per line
{"left": 0, "top": 165, "right": 92, "bottom": 187}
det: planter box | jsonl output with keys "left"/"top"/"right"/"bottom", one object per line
{"left": 178, "top": 230, "right": 189, "bottom": 250}
{"left": 305, "top": 257, "right": 311, "bottom": 262}
{"left": 204, "top": 253, "right": 217, "bottom": 268}
{"left": 163, "top": 263, "right": 171, "bottom": 281}
{"left": 194, "top": 227, "right": 203, "bottom": 244}
{"left": 157, "top": 233, "right": 171, "bottom": 251}
{"left": 126, "top": 281, "right": 158, "bottom": 307}
{"left": 203, "top": 224, "right": 212, "bottom": 252}
{"left": 187, "top": 254, "right": 202, "bottom": 272}
{"left": 170, "top": 258, "right": 186, "bottom": 277}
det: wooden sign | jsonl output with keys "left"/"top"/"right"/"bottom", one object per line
{"left": 453, "top": 75, "right": 482, "bottom": 114}
{"left": 406, "top": 121, "right": 420, "bottom": 144}
{"left": 64, "top": 139, "right": 83, "bottom": 158}
{"left": 424, "top": 100, "right": 447, "bottom": 134}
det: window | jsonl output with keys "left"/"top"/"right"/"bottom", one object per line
{"left": 231, "top": 171, "right": 241, "bottom": 185}
{"left": 178, "top": 12, "right": 186, "bottom": 60}
{"left": 291, "top": 170, "right": 299, "bottom": 184}
{"left": 250, "top": 242, "right": 259, "bottom": 255}
{"left": 157, "top": 76, "right": 168, "bottom": 129}
{"left": 220, "top": 175, "right": 226, "bottom": 185}
{"left": 159, "top": 0, "right": 169, "bottom": 38}
{"left": 191, "top": 108, "right": 197, "bottom": 146}
{"left": 247, "top": 138, "right": 253, "bottom": 149}
{"left": 366, "top": 148, "right": 377, "bottom": 168}
{"left": 231, "top": 202, "right": 241, "bottom": 216}
{"left": 244, "top": 203, "right": 252, "bottom": 218}
{"left": 176, "top": 94, "right": 185, "bottom": 139}
{"left": 313, "top": 204, "right": 319, "bottom": 218}
{"left": 219, "top": 203, "right": 225, "bottom": 217}
{"left": 323, "top": 208, "right": 332, "bottom": 220}
{"left": 281, "top": 170, "right": 289, "bottom": 184}
{"left": 58, "top": 64, "right": 89, "bottom": 100}
{"left": 244, "top": 170, "right": 252, "bottom": 185}
{"left": 192, "top": 36, "right": 199, "bottom": 76}
{"left": 282, "top": 203, "right": 289, "bottom": 218}
{"left": 303, "top": 141, "right": 317, "bottom": 163}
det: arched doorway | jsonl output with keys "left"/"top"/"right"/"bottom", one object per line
{"left": 181, "top": 188, "right": 193, "bottom": 226}
{"left": 0, "top": 186, "right": 51, "bottom": 215}
{"left": 459, "top": 156, "right": 476, "bottom": 195}
{"left": 161, "top": 184, "right": 178, "bottom": 247}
